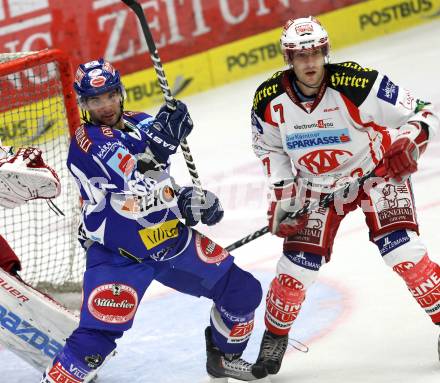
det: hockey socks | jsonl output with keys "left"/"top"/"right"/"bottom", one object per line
{"left": 265, "top": 274, "right": 305, "bottom": 335}
{"left": 41, "top": 347, "right": 93, "bottom": 383}
{"left": 395, "top": 253, "right": 440, "bottom": 324}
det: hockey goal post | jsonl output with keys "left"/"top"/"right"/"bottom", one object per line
{"left": 0, "top": 49, "right": 84, "bottom": 291}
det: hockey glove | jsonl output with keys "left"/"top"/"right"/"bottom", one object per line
{"left": 0, "top": 147, "right": 61, "bottom": 207}
{"left": 376, "top": 122, "right": 429, "bottom": 183}
{"left": 177, "top": 187, "right": 224, "bottom": 226}
{"left": 0, "top": 235, "right": 21, "bottom": 275}
{"left": 22, "top": 147, "right": 44, "bottom": 167}
{"left": 154, "top": 100, "right": 193, "bottom": 142}
{"left": 268, "top": 180, "right": 308, "bottom": 238}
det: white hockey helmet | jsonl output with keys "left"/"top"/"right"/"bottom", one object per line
{"left": 280, "top": 16, "right": 330, "bottom": 65}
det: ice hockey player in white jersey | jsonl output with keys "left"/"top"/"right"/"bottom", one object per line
{"left": 251, "top": 16, "right": 440, "bottom": 375}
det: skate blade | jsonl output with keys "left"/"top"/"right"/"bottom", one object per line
{"left": 207, "top": 375, "right": 228, "bottom": 383}
{"left": 255, "top": 377, "right": 272, "bottom": 382}
{"left": 216, "top": 376, "right": 271, "bottom": 383}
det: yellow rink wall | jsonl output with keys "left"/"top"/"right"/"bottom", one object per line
{"left": 122, "top": 0, "right": 440, "bottom": 112}
{"left": 1, "top": 0, "right": 439, "bottom": 146}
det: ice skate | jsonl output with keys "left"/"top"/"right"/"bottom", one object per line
{"left": 205, "top": 326, "right": 268, "bottom": 381}
{"left": 256, "top": 330, "right": 288, "bottom": 375}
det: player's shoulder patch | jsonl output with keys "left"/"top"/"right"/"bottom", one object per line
{"left": 327, "top": 61, "right": 379, "bottom": 106}
{"left": 252, "top": 71, "right": 285, "bottom": 117}
{"left": 124, "top": 111, "right": 143, "bottom": 117}
{"left": 124, "top": 111, "right": 155, "bottom": 131}
{"left": 72, "top": 123, "right": 93, "bottom": 153}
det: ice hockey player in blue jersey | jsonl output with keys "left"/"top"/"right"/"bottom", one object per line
{"left": 40, "top": 59, "right": 267, "bottom": 382}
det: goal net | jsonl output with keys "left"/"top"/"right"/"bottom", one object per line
{"left": 0, "top": 49, "right": 84, "bottom": 291}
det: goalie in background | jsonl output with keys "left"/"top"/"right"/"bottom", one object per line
{"left": 0, "top": 143, "right": 61, "bottom": 274}
{"left": 0, "top": 144, "right": 61, "bottom": 209}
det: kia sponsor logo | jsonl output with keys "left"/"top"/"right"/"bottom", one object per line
{"left": 298, "top": 149, "right": 353, "bottom": 174}
{"left": 278, "top": 274, "right": 304, "bottom": 290}
{"left": 393, "top": 261, "right": 416, "bottom": 276}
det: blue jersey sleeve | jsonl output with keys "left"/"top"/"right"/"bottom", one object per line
{"left": 67, "top": 123, "right": 155, "bottom": 199}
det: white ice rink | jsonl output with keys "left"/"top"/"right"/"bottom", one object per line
{"left": 2, "top": 19, "right": 440, "bottom": 383}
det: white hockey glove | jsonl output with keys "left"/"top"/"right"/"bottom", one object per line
{"left": 0, "top": 147, "right": 61, "bottom": 208}
{"left": 267, "top": 179, "right": 309, "bottom": 238}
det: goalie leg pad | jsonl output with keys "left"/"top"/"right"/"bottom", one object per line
{"left": 209, "top": 264, "right": 262, "bottom": 354}
{"left": 0, "top": 268, "right": 79, "bottom": 372}
{"left": 265, "top": 253, "right": 323, "bottom": 335}
{"left": 375, "top": 230, "right": 440, "bottom": 323}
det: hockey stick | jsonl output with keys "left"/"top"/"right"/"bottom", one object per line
{"left": 121, "top": 0, "right": 205, "bottom": 203}
{"left": 225, "top": 169, "right": 380, "bottom": 252}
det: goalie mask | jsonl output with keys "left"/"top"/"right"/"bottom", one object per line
{"left": 280, "top": 16, "right": 330, "bottom": 66}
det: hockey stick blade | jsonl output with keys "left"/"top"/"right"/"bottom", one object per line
{"left": 121, "top": 0, "right": 205, "bottom": 203}
{"left": 225, "top": 169, "right": 380, "bottom": 252}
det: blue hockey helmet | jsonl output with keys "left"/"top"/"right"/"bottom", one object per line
{"left": 73, "top": 58, "right": 124, "bottom": 103}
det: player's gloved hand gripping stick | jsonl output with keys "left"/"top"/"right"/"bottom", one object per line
{"left": 226, "top": 167, "right": 384, "bottom": 252}
{"left": 121, "top": 0, "right": 205, "bottom": 204}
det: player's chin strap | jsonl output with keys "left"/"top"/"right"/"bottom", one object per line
{"left": 295, "top": 79, "right": 321, "bottom": 89}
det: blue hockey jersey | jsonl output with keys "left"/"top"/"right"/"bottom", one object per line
{"left": 67, "top": 111, "right": 191, "bottom": 262}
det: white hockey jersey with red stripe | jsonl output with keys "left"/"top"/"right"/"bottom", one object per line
{"left": 251, "top": 61, "right": 439, "bottom": 192}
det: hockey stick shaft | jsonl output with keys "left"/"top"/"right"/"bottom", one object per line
{"left": 121, "top": 0, "right": 205, "bottom": 202}
{"left": 225, "top": 169, "right": 379, "bottom": 252}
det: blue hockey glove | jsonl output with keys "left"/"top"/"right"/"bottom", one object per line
{"left": 177, "top": 187, "right": 224, "bottom": 226}
{"left": 154, "top": 100, "right": 193, "bottom": 142}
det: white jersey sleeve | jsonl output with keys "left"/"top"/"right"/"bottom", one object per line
{"left": 251, "top": 73, "right": 295, "bottom": 185}
{"left": 355, "top": 69, "right": 439, "bottom": 147}
{"left": 251, "top": 111, "right": 294, "bottom": 184}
